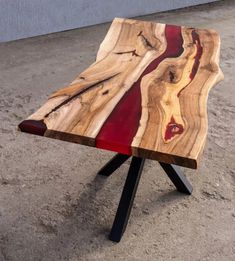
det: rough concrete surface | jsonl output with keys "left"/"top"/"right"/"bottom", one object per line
{"left": 0, "top": 1, "right": 234, "bottom": 260}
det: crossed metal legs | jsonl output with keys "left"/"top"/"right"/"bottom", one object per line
{"left": 98, "top": 153, "right": 193, "bottom": 242}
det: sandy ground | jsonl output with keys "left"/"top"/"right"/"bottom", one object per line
{"left": 0, "top": 1, "right": 235, "bottom": 260}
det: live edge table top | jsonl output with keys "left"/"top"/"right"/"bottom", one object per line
{"left": 18, "top": 18, "right": 224, "bottom": 169}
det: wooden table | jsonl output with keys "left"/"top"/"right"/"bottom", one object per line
{"left": 18, "top": 18, "right": 223, "bottom": 242}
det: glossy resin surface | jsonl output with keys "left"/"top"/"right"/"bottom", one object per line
{"left": 19, "top": 18, "right": 223, "bottom": 168}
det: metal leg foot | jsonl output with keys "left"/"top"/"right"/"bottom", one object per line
{"left": 109, "top": 156, "right": 145, "bottom": 242}
{"left": 159, "top": 162, "right": 193, "bottom": 195}
{"left": 97, "top": 153, "right": 130, "bottom": 177}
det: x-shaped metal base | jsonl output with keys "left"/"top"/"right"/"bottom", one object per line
{"left": 97, "top": 153, "right": 193, "bottom": 242}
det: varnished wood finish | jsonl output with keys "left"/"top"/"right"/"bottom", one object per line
{"left": 18, "top": 18, "right": 223, "bottom": 169}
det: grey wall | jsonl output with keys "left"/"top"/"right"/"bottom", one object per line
{"left": 0, "top": 0, "right": 218, "bottom": 42}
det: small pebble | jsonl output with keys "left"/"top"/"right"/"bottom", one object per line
{"left": 142, "top": 209, "right": 150, "bottom": 215}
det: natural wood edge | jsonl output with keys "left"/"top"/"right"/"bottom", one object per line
{"left": 44, "top": 130, "right": 96, "bottom": 148}
{"left": 19, "top": 123, "right": 197, "bottom": 169}
{"left": 132, "top": 146, "right": 197, "bottom": 169}
{"left": 48, "top": 130, "right": 198, "bottom": 168}
{"left": 185, "top": 28, "right": 224, "bottom": 161}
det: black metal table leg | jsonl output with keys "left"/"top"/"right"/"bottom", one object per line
{"left": 159, "top": 162, "right": 193, "bottom": 195}
{"left": 97, "top": 153, "right": 130, "bottom": 177}
{"left": 109, "top": 156, "right": 145, "bottom": 242}
{"left": 96, "top": 155, "right": 193, "bottom": 242}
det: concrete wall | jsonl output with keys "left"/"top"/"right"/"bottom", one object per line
{"left": 0, "top": 0, "right": 218, "bottom": 42}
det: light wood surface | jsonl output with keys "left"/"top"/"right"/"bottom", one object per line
{"left": 18, "top": 18, "right": 223, "bottom": 168}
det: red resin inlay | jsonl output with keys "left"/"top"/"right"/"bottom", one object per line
{"left": 96, "top": 25, "right": 184, "bottom": 155}
{"left": 164, "top": 116, "right": 184, "bottom": 141}
{"left": 177, "top": 29, "right": 203, "bottom": 97}
{"left": 18, "top": 120, "right": 47, "bottom": 136}
{"left": 190, "top": 30, "right": 203, "bottom": 80}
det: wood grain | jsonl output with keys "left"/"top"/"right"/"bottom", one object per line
{"left": 18, "top": 18, "right": 224, "bottom": 168}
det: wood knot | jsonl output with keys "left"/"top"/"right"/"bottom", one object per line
{"left": 165, "top": 116, "right": 184, "bottom": 141}
{"left": 169, "top": 71, "right": 175, "bottom": 82}
{"left": 163, "top": 67, "right": 178, "bottom": 83}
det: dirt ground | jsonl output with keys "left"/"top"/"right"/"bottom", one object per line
{"left": 0, "top": 1, "right": 234, "bottom": 260}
